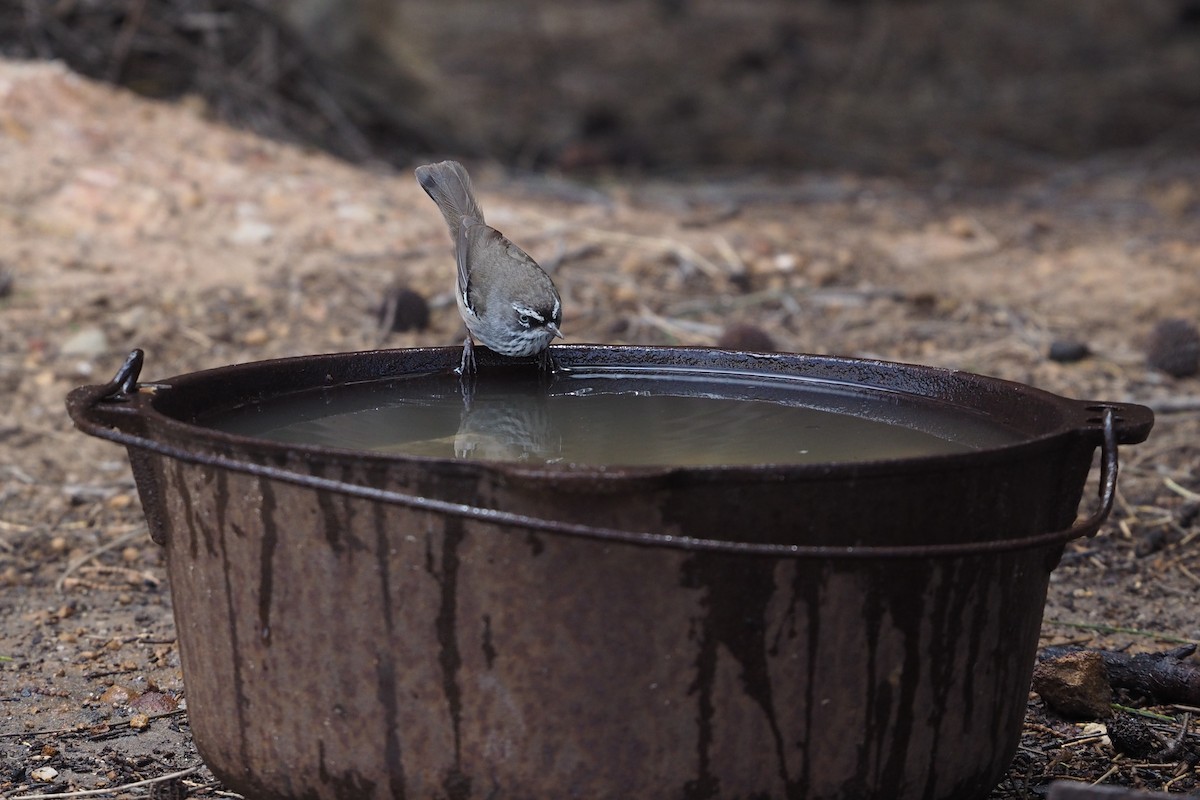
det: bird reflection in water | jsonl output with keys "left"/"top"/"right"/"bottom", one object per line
{"left": 454, "top": 383, "right": 561, "bottom": 462}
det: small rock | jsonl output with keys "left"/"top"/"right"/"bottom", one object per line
{"left": 100, "top": 684, "right": 139, "bottom": 706}
{"left": 128, "top": 712, "right": 151, "bottom": 729}
{"left": 773, "top": 253, "right": 798, "bottom": 272}
{"left": 30, "top": 766, "right": 58, "bottom": 782}
{"left": 228, "top": 218, "right": 275, "bottom": 246}
{"left": 60, "top": 326, "right": 109, "bottom": 357}
{"left": 241, "top": 327, "right": 270, "bottom": 346}
{"left": 1031, "top": 650, "right": 1113, "bottom": 719}
{"left": 948, "top": 215, "right": 978, "bottom": 238}
{"left": 130, "top": 690, "right": 178, "bottom": 715}
{"left": 717, "top": 323, "right": 777, "bottom": 353}
{"left": 114, "top": 306, "right": 146, "bottom": 335}
{"left": 378, "top": 286, "right": 431, "bottom": 333}
{"left": 1146, "top": 318, "right": 1200, "bottom": 378}
{"left": 1048, "top": 339, "right": 1090, "bottom": 363}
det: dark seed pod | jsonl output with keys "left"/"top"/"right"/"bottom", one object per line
{"left": 379, "top": 286, "right": 431, "bottom": 333}
{"left": 1047, "top": 339, "right": 1090, "bottom": 364}
{"left": 717, "top": 323, "right": 777, "bottom": 353}
{"left": 1106, "top": 713, "right": 1161, "bottom": 758}
{"left": 1146, "top": 318, "right": 1200, "bottom": 378}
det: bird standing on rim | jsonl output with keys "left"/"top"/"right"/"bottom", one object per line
{"left": 414, "top": 160, "right": 563, "bottom": 375}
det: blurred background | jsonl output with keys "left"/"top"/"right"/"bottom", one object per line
{"left": 5, "top": 0, "right": 1199, "bottom": 179}
{"left": 3, "top": 3, "right": 1200, "bottom": 797}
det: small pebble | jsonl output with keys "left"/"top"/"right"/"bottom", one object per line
{"left": 130, "top": 690, "right": 178, "bottom": 715}
{"left": 60, "top": 326, "right": 109, "bottom": 358}
{"left": 100, "top": 684, "right": 138, "bottom": 705}
{"left": 1048, "top": 339, "right": 1090, "bottom": 363}
{"left": 717, "top": 323, "right": 777, "bottom": 352}
{"left": 30, "top": 766, "right": 58, "bottom": 782}
{"left": 1146, "top": 318, "right": 1200, "bottom": 377}
{"left": 378, "top": 286, "right": 431, "bottom": 333}
{"left": 228, "top": 219, "right": 275, "bottom": 246}
{"left": 241, "top": 327, "right": 270, "bottom": 346}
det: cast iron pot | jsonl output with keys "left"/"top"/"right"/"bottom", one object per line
{"left": 68, "top": 346, "right": 1154, "bottom": 800}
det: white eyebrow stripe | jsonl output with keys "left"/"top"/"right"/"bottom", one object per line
{"left": 513, "top": 304, "right": 545, "bottom": 322}
{"left": 552, "top": 298, "right": 561, "bottom": 320}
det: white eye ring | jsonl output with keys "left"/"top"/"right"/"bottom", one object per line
{"left": 518, "top": 313, "right": 530, "bottom": 326}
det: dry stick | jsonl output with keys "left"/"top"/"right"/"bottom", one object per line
{"left": 1090, "top": 761, "right": 1122, "bottom": 786}
{"left": 1044, "top": 621, "right": 1200, "bottom": 647}
{"left": 55, "top": 526, "right": 148, "bottom": 593}
{"left": 105, "top": 0, "right": 148, "bottom": 82}
{"left": 575, "top": 227, "right": 727, "bottom": 279}
{"left": 182, "top": 782, "right": 244, "bottom": 800}
{"left": 1110, "top": 703, "right": 1177, "bottom": 723}
{"left": 1147, "top": 396, "right": 1200, "bottom": 414}
{"left": 635, "top": 306, "right": 723, "bottom": 344}
{"left": 1163, "top": 476, "right": 1200, "bottom": 503}
{"left": 1154, "top": 711, "right": 1192, "bottom": 761}
{"left": 6, "top": 765, "right": 201, "bottom": 799}
{"left": 0, "top": 709, "right": 186, "bottom": 741}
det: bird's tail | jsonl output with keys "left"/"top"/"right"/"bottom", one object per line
{"left": 414, "top": 160, "right": 485, "bottom": 234}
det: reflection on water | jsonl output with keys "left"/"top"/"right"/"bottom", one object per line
{"left": 206, "top": 369, "right": 1020, "bottom": 467}
{"left": 454, "top": 391, "right": 559, "bottom": 461}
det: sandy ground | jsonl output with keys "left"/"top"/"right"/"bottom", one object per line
{"left": 1, "top": 60, "right": 1199, "bottom": 796}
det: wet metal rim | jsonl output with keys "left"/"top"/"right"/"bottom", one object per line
{"left": 68, "top": 347, "right": 1145, "bottom": 560}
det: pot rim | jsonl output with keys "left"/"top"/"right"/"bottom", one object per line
{"left": 66, "top": 346, "right": 1155, "bottom": 558}
{"left": 77, "top": 343, "right": 1152, "bottom": 479}
{"left": 78, "top": 344, "right": 1153, "bottom": 481}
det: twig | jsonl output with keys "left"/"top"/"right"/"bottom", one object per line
{"left": 6, "top": 765, "right": 200, "bottom": 799}
{"left": 1044, "top": 620, "right": 1200, "bottom": 646}
{"left": 1163, "top": 476, "right": 1200, "bottom": 503}
{"left": 1146, "top": 396, "right": 1200, "bottom": 414}
{"left": 575, "top": 227, "right": 727, "bottom": 279}
{"left": 1152, "top": 711, "right": 1191, "bottom": 761}
{"left": 182, "top": 780, "right": 244, "bottom": 799}
{"left": 105, "top": 0, "right": 147, "bottom": 82}
{"left": 1109, "top": 703, "right": 1177, "bottom": 723}
{"left": 635, "top": 306, "right": 722, "bottom": 344}
{"left": 1089, "top": 762, "right": 1122, "bottom": 786}
{"left": 55, "top": 526, "right": 148, "bottom": 593}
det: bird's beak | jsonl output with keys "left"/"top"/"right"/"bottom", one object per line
{"left": 547, "top": 323, "right": 564, "bottom": 340}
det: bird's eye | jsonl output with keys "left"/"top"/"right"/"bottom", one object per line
{"left": 518, "top": 314, "right": 530, "bottom": 326}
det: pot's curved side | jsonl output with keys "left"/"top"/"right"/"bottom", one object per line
{"left": 63, "top": 347, "right": 1155, "bottom": 800}
{"left": 152, "top": 453, "right": 1053, "bottom": 800}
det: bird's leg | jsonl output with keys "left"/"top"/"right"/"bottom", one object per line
{"left": 456, "top": 336, "right": 478, "bottom": 402}
{"left": 455, "top": 336, "right": 476, "bottom": 376}
{"left": 539, "top": 348, "right": 569, "bottom": 377}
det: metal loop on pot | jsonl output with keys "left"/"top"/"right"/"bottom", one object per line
{"left": 68, "top": 351, "right": 1122, "bottom": 560}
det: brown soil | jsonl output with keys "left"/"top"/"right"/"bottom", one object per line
{"left": 1, "top": 60, "right": 1199, "bottom": 797}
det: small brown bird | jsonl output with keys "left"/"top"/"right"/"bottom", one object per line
{"left": 414, "top": 160, "right": 563, "bottom": 374}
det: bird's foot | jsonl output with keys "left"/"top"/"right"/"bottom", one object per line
{"left": 539, "top": 347, "right": 570, "bottom": 377}
{"left": 454, "top": 337, "right": 477, "bottom": 376}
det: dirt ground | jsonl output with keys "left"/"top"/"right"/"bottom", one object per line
{"left": 1, "top": 59, "right": 1199, "bottom": 797}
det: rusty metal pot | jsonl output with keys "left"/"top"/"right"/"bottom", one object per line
{"left": 68, "top": 346, "right": 1153, "bottom": 800}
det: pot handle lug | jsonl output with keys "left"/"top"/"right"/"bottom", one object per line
{"left": 66, "top": 350, "right": 173, "bottom": 546}
{"left": 70, "top": 355, "right": 1127, "bottom": 560}
{"left": 1074, "top": 400, "right": 1154, "bottom": 445}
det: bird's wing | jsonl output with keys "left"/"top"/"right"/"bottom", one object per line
{"left": 458, "top": 223, "right": 539, "bottom": 310}
{"left": 455, "top": 219, "right": 477, "bottom": 303}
